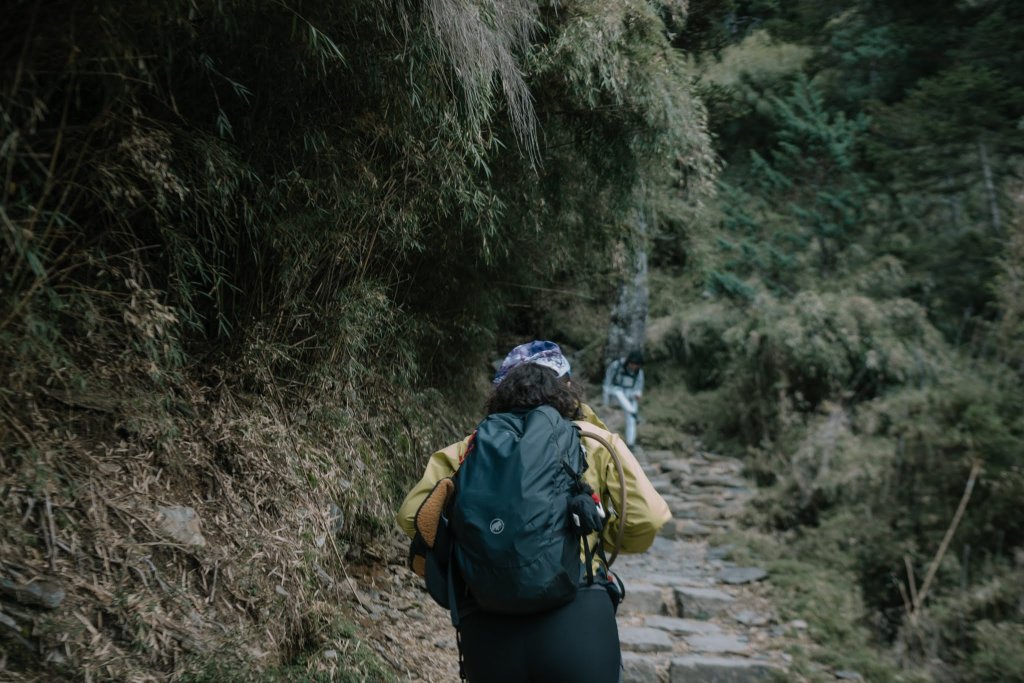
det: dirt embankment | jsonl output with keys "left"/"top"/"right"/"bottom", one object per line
{"left": 1, "top": 368, "right": 442, "bottom": 683}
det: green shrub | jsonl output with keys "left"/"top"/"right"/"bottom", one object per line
{"left": 966, "top": 621, "right": 1024, "bottom": 683}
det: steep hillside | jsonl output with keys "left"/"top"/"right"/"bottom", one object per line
{"left": 0, "top": 1, "right": 714, "bottom": 680}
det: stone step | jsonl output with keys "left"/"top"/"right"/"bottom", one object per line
{"left": 716, "top": 567, "right": 768, "bottom": 586}
{"left": 650, "top": 476, "right": 676, "bottom": 495}
{"left": 659, "top": 519, "right": 713, "bottom": 540}
{"left": 622, "top": 572, "right": 705, "bottom": 587}
{"left": 731, "top": 610, "right": 771, "bottom": 627}
{"left": 670, "top": 506, "right": 701, "bottom": 520}
{"left": 690, "top": 475, "right": 748, "bottom": 489}
{"left": 686, "top": 633, "right": 750, "bottom": 654}
{"left": 670, "top": 656, "right": 778, "bottom": 683}
{"left": 691, "top": 494, "right": 733, "bottom": 508}
{"left": 621, "top": 652, "right": 665, "bottom": 683}
{"left": 661, "top": 492, "right": 685, "bottom": 505}
{"left": 645, "top": 616, "right": 722, "bottom": 636}
{"left": 660, "top": 459, "right": 693, "bottom": 476}
{"left": 643, "top": 449, "right": 677, "bottom": 464}
{"left": 674, "top": 586, "right": 735, "bottom": 618}
{"left": 619, "top": 626, "right": 674, "bottom": 653}
{"left": 670, "top": 505, "right": 728, "bottom": 522}
{"left": 617, "top": 583, "right": 670, "bottom": 616}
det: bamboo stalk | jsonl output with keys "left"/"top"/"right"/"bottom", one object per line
{"left": 910, "top": 461, "right": 982, "bottom": 624}
{"left": 904, "top": 555, "right": 918, "bottom": 611}
{"left": 897, "top": 578, "right": 913, "bottom": 617}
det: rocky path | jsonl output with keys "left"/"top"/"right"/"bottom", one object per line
{"left": 612, "top": 445, "right": 792, "bottom": 682}
{"left": 353, "top": 432, "right": 799, "bottom": 682}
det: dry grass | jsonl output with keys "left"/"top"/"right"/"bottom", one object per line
{"left": 0, "top": 349, "right": 457, "bottom": 681}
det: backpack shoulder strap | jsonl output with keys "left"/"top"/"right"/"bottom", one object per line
{"left": 572, "top": 423, "right": 628, "bottom": 568}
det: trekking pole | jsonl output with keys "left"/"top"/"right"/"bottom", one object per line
{"left": 580, "top": 432, "right": 627, "bottom": 567}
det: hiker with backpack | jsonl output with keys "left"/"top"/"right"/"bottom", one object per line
{"left": 397, "top": 340, "right": 670, "bottom": 683}
{"left": 602, "top": 350, "right": 645, "bottom": 447}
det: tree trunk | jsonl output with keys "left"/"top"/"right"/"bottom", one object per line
{"left": 605, "top": 208, "right": 649, "bottom": 365}
{"left": 978, "top": 139, "right": 1002, "bottom": 233}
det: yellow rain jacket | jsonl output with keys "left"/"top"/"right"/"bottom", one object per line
{"left": 396, "top": 404, "right": 671, "bottom": 562}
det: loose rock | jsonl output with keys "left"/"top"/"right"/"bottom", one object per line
{"left": 0, "top": 578, "right": 65, "bottom": 609}
{"left": 156, "top": 505, "right": 206, "bottom": 546}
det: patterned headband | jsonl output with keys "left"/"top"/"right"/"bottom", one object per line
{"left": 493, "top": 340, "right": 571, "bottom": 385}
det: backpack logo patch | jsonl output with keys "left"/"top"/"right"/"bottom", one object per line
{"left": 488, "top": 518, "right": 505, "bottom": 535}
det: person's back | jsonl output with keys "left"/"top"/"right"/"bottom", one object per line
{"left": 397, "top": 341, "right": 669, "bottom": 682}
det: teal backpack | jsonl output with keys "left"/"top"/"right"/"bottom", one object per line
{"left": 410, "top": 405, "right": 619, "bottom": 624}
{"left": 449, "top": 405, "right": 588, "bottom": 615}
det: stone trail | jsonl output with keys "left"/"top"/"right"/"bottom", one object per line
{"left": 611, "top": 446, "right": 792, "bottom": 683}
{"left": 358, "top": 432, "right": 801, "bottom": 681}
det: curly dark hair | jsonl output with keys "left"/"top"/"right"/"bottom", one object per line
{"left": 485, "top": 363, "right": 582, "bottom": 419}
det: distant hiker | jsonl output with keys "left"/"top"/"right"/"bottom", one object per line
{"left": 602, "top": 350, "right": 645, "bottom": 447}
{"left": 397, "top": 340, "right": 670, "bottom": 683}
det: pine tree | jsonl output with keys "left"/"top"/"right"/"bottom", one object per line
{"left": 711, "top": 75, "right": 870, "bottom": 296}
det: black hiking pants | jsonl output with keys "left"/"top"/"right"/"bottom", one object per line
{"left": 458, "top": 585, "right": 621, "bottom": 683}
